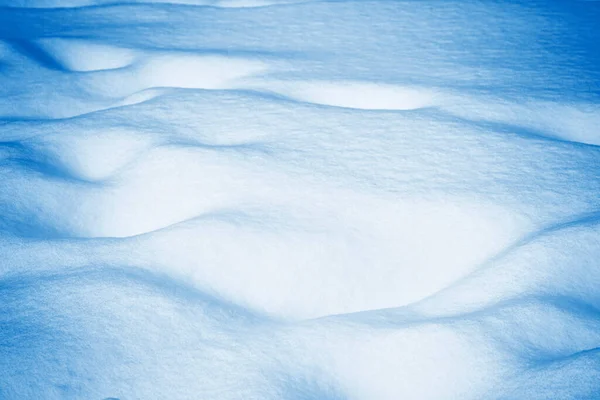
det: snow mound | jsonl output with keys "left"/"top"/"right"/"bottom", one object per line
{"left": 1, "top": 0, "right": 600, "bottom": 399}
{"left": 35, "top": 38, "right": 137, "bottom": 72}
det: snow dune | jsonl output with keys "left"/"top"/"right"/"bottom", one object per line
{"left": 1, "top": 0, "right": 600, "bottom": 399}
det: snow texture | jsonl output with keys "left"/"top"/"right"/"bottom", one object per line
{"left": 0, "top": 0, "right": 600, "bottom": 399}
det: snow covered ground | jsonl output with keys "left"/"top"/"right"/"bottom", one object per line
{"left": 0, "top": 0, "right": 599, "bottom": 398}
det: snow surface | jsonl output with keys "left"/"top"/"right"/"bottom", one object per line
{"left": 1, "top": 0, "right": 600, "bottom": 399}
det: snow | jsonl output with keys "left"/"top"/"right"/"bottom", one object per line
{"left": 0, "top": 0, "right": 600, "bottom": 399}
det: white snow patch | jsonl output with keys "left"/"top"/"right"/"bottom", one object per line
{"left": 35, "top": 38, "right": 138, "bottom": 72}
{"left": 256, "top": 81, "right": 440, "bottom": 110}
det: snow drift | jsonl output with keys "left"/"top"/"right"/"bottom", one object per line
{"left": 0, "top": 0, "right": 599, "bottom": 399}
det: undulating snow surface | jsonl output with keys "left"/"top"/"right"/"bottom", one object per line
{"left": 1, "top": 0, "right": 600, "bottom": 398}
